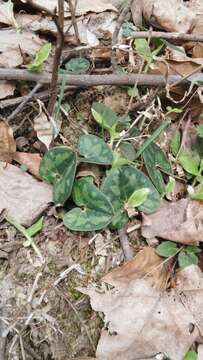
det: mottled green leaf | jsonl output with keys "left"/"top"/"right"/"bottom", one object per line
{"left": 63, "top": 178, "right": 114, "bottom": 231}
{"left": 135, "top": 121, "right": 170, "bottom": 159}
{"left": 119, "top": 142, "right": 136, "bottom": 161}
{"left": 143, "top": 142, "right": 171, "bottom": 193}
{"left": 91, "top": 102, "right": 118, "bottom": 135}
{"left": 179, "top": 152, "right": 199, "bottom": 176}
{"left": 183, "top": 351, "right": 197, "bottom": 360}
{"left": 186, "top": 245, "right": 201, "bottom": 254}
{"left": 112, "top": 151, "right": 130, "bottom": 169}
{"left": 196, "top": 124, "right": 203, "bottom": 139}
{"left": 127, "top": 188, "right": 150, "bottom": 207}
{"left": 40, "top": 146, "right": 77, "bottom": 205}
{"left": 65, "top": 57, "right": 90, "bottom": 74}
{"left": 156, "top": 241, "right": 178, "bottom": 258}
{"left": 170, "top": 129, "right": 181, "bottom": 156}
{"left": 79, "top": 134, "right": 113, "bottom": 165}
{"left": 178, "top": 251, "right": 198, "bottom": 269}
{"left": 122, "top": 21, "right": 137, "bottom": 37}
{"left": 101, "top": 166, "right": 160, "bottom": 229}
{"left": 27, "top": 43, "right": 52, "bottom": 72}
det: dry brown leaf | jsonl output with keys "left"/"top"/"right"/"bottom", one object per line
{"left": 0, "top": 162, "right": 52, "bottom": 226}
{"left": 65, "top": 358, "right": 96, "bottom": 360}
{"left": 143, "top": 0, "right": 195, "bottom": 33}
{"left": 13, "top": 152, "right": 42, "bottom": 179}
{"left": 81, "top": 249, "right": 203, "bottom": 360}
{"left": 0, "top": 119, "right": 16, "bottom": 163}
{"left": 103, "top": 247, "right": 171, "bottom": 289}
{"left": 0, "top": 29, "right": 44, "bottom": 68}
{"left": 34, "top": 102, "right": 55, "bottom": 149}
{"left": 142, "top": 199, "right": 203, "bottom": 245}
{"left": 0, "top": 81, "right": 15, "bottom": 100}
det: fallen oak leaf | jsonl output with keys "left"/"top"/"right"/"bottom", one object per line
{"left": 0, "top": 118, "right": 16, "bottom": 163}
{"left": 0, "top": 162, "right": 52, "bottom": 226}
{"left": 80, "top": 248, "right": 202, "bottom": 360}
{"left": 141, "top": 199, "right": 203, "bottom": 245}
{"left": 13, "top": 152, "right": 42, "bottom": 179}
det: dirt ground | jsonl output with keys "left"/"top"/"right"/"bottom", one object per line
{"left": 0, "top": 87, "right": 138, "bottom": 360}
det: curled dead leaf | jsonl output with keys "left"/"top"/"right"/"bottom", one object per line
{"left": 0, "top": 119, "right": 16, "bottom": 163}
{"left": 81, "top": 248, "right": 203, "bottom": 360}
{"left": 34, "top": 101, "right": 56, "bottom": 149}
{"left": 142, "top": 199, "right": 203, "bottom": 245}
{"left": 0, "top": 162, "right": 52, "bottom": 226}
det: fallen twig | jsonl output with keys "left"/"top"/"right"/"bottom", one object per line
{"left": 129, "top": 31, "right": 203, "bottom": 42}
{"left": 47, "top": 0, "right": 64, "bottom": 114}
{"left": 1, "top": 69, "right": 203, "bottom": 86}
{"left": 112, "top": 0, "right": 134, "bottom": 68}
{"left": 0, "top": 86, "right": 76, "bottom": 109}
{"left": 65, "top": 0, "right": 80, "bottom": 43}
{"left": 8, "top": 83, "right": 42, "bottom": 122}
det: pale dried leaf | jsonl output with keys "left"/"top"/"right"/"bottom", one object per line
{"left": 0, "top": 0, "right": 18, "bottom": 26}
{"left": 0, "top": 162, "right": 52, "bottom": 226}
{"left": 198, "top": 345, "right": 203, "bottom": 360}
{"left": 81, "top": 249, "right": 202, "bottom": 360}
{"left": 0, "top": 81, "right": 15, "bottom": 100}
{"left": 0, "top": 29, "right": 44, "bottom": 68}
{"left": 142, "top": 0, "right": 195, "bottom": 33}
{"left": 13, "top": 152, "right": 42, "bottom": 179}
{"left": 0, "top": 120, "right": 16, "bottom": 163}
{"left": 20, "top": 0, "right": 117, "bottom": 15}
{"left": 34, "top": 108, "right": 54, "bottom": 150}
{"left": 142, "top": 199, "right": 203, "bottom": 244}
{"left": 131, "top": 0, "right": 143, "bottom": 26}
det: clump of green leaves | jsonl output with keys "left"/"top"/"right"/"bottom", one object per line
{"left": 40, "top": 102, "right": 176, "bottom": 232}
{"left": 156, "top": 241, "right": 200, "bottom": 269}
{"left": 27, "top": 43, "right": 52, "bottom": 72}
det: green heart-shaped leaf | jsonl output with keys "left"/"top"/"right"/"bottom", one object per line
{"left": 143, "top": 142, "right": 171, "bottom": 193}
{"left": 40, "top": 146, "right": 77, "bottom": 205}
{"left": 91, "top": 102, "right": 118, "bottom": 133}
{"left": 79, "top": 134, "right": 113, "bottom": 165}
{"left": 101, "top": 166, "right": 160, "bottom": 229}
{"left": 64, "top": 57, "right": 90, "bottom": 74}
{"left": 156, "top": 241, "right": 178, "bottom": 258}
{"left": 63, "top": 178, "right": 114, "bottom": 231}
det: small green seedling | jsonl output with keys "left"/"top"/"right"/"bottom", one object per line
{"left": 133, "top": 38, "right": 164, "bottom": 72}
{"left": 156, "top": 241, "right": 200, "bottom": 269}
{"left": 7, "top": 217, "right": 44, "bottom": 261}
{"left": 27, "top": 43, "right": 52, "bottom": 72}
{"left": 183, "top": 351, "right": 197, "bottom": 360}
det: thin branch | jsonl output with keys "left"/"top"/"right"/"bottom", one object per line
{"left": 65, "top": 0, "right": 80, "bottom": 43}
{"left": 0, "top": 86, "right": 76, "bottom": 109}
{"left": 111, "top": 0, "right": 134, "bottom": 68}
{"left": 129, "top": 31, "right": 203, "bottom": 42}
{"left": 7, "top": 83, "right": 42, "bottom": 121}
{"left": 0, "top": 69, "right": 203, "bottom": 86}
{"left": 47, "top": 0, "right": 64, "bottom": 114}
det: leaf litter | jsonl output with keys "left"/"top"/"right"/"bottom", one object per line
{"left": 1, "top": 0, "right": 203, "bottom": 359}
